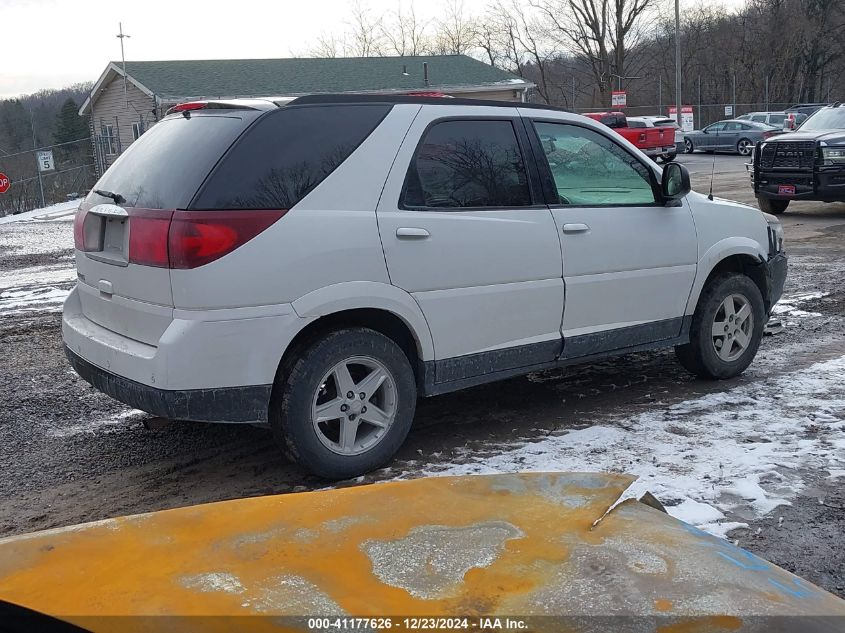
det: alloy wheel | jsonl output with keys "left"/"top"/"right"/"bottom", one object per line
{"left": 311, "top": 356, "right": 398, "bottom": 456}
{"left": 711, "top": 293, "right": 754, "bottom": 362}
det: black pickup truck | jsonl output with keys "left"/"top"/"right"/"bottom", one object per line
{"left": 750, "top": 103, "right": 845, "bottom": 214}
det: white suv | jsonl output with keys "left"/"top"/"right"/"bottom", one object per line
{"left": 63, "top": 95, "right": 787, "bottom": 479}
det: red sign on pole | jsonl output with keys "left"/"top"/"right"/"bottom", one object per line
{"left": 0, "top": 173, "right": 10, "bottom": 194}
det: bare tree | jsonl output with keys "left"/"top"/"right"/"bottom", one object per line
{"left": 433, "top": 0, "right": 477, "bottom": 55}
{"left": 532, "top": 0, "right": 657, "bottom": 104}
{"left": 381, "top": 3, "right": 432, "bottom": 56}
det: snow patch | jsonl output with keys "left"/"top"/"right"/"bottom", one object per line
{"left": 0, "top": 200, "right": 79, "bottom": 225}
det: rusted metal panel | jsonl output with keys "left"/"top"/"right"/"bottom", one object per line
{"left": 0, "top": 473, "right": 843, "bottom": 631}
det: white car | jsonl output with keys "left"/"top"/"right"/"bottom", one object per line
{"left": 629, "top": 115, "right": 684, "bottom": 158}
{"left": 63, "top": 95, "right": 787, "bottom": 479}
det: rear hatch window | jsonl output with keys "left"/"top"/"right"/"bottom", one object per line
{"left": 89, "top": 111, "right": 259, "bottom": 209}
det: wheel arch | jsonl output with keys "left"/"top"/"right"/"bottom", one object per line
{"left": 686, "top": 241, "right": 769, "bottom": 315}
{"left": 278, "top": 282, "right": 435, "bottom": 393}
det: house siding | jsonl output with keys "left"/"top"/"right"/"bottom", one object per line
{"left": 90, "top": 76, "right": 157, "bottom": 171}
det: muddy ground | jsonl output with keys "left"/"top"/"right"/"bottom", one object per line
{"left": 1, "top": 155, "right": 843, "bottom": 596}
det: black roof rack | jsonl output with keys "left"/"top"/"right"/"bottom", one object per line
{"left": 286, "top": 93, "right": 572, "bottom": 113}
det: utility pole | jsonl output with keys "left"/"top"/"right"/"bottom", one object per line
{"left": 117, "top": 22, "right": 131, "bottom": 108}
{"left": 732, "top": 73, "right": 737, "bottom": 115}
{"left": 765, "top": 75, "right": 769, "bottom": 112}
{"left": 29, "top": 109, "right": 45, "bottom": 209}
{"left": 675, "top": 0, "right": 682, "bottom": 121}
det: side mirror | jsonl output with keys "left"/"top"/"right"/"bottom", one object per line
{"left": 661, "top": 162, "right": 690, "bottom": 202}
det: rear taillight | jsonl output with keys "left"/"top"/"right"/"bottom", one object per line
{"left": 639, "top": 132, "right": 646, "bottom": 142}
{"left": 168, "top": 210, "right": 286, "bottom": 269}
{"left": 123, "top": 209, "right": 286, "bottom": 269}
{"left": 128, "top": 209, "right": 174, "bottom": 267}
{"left": 73, "top": 206, "right": 87, "bottom": 250}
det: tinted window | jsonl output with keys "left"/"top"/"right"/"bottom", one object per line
{"left": 533, "top": 121, "right": 656, "bottom": 206}
{"left": 89, "top": 113, "right": 254, "bottom": 209}
{"left": 705, "top": 123, "right": 726, "bottom": 133}
{"left": 723, "top": 122, "right": 742, "bottom": 131}
{"left": 799, "top": 108, "right": 845, "bottom": 131}
{"left": 402, "top": 120, "right": 531, "bottom": 209}
{"left": 627, "top": 120, "right": 647, "bottom": 128}
{"left": 193, "top": 104, "right": 391, "bottom": 210}
{"left": 769, "top": 114, "right": 786, "bottom": 125}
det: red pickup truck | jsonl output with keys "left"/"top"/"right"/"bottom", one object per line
{"left": 583, "top": 112, "right": 675, "bottom": 160}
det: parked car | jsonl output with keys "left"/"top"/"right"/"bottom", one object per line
{"left": 582, "top": 111, "right": 675, "bottom": 160}
{"left": 683, "top": 119, "right": 780, "bottom": 155}
{"left": 786, "top": 103, "right": 830, "bottom": 117}
{"left": 64, "top": 94, "right": 787, "bottom": 479}
{"left": 750, "top": 102, "right": 845, "bottom": 214}
{"left": 627, "top": 116, "right": 682, "bottom": 161}
{"left": 738, "top": 111, "right": 808, "bottom": 131}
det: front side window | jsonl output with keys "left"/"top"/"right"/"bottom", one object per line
{"left": 750, "top": 115, "right": 766, "bottom": 123}
{"left": 533, "top": 121, "right": 656, "bottom": 206}
{"left": 402, "top": 119, "right": 531, "bottom": 209}
{"left": 769, "top": 114, "right": 786, "bottom": 125}
{"left": 705, "top": 122, "right": 726, "bottom": 133}
{"left": 723, "top": 122, "right": 743, "bottom": 131}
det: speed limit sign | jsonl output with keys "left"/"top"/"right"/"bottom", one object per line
{"left": 36, "top": 150, "right": 55, "bottom": 172}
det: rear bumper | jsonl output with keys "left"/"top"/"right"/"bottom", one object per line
{"left": 65, "top": 346, "right": 271, "bottom": 423}
{"left": 642, "top": 146, "right": 677, "bottom": 157}
{"left": 62, "top": 286, "right": 308, "bottom": 422}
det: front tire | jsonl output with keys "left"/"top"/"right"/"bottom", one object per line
{"left": 270, "top": 328, "right": 417, "bottom": 479}
{"left": 757, "top": 197, "right": 789, "bottom": 214}
{"left": 675, "top": 274, "right": 765, "bottom": 379}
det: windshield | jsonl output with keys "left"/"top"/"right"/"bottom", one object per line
{"left": 798, "top": 108, "right": 845, "bottom": 131}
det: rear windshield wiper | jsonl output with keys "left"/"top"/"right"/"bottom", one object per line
{"left": 93, "top": 189, "right": 126, "bottom": 204}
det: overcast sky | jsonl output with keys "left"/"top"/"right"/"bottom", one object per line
{"left": 1, "top": 0, "right": 738, "bottom": 99}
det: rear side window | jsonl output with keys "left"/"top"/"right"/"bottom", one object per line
{"left": 401, "top": 119, "right": 531, "bottom": 209}
{"left": 192, "top": 105, "right": 390, "bottom": 210}
{"left": 89, "top": 114, "right": 254, "bottom": 209}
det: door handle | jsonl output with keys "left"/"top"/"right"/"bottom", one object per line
{"left": 562, "top": 223, "right": 590, "bottom": 234}
{"left": 396, "top": 227, "right": 430, "bottom": 239}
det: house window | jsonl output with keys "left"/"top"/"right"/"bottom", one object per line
{"left": 132, "top": 122, "right": 142, "bottom": 141}
{"left": 101, "top": 124, "right": 116, "bottom": 155}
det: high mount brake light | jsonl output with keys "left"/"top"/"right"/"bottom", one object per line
{"left": 166, "top": 102, "right": 207, "bottom": 116}
{"left": 123, "top": 209, "right": 287, "bottom": 269}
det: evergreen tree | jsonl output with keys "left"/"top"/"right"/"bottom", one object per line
{"left": 53, "top": 98, "right": 89, "bottom": 145}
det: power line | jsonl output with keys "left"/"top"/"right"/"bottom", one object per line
{"left": 0, "top": 137, "right": 91, "bottom": 161}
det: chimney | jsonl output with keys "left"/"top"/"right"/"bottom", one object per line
{"left": 423, "top": 62, "right": 429, "bottom": 87}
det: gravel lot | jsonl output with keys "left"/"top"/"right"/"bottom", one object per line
{"left": 1, "top": 156, "right": 843, "bottom": 596}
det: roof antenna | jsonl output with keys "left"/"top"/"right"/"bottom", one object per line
{"left": 707, "top": 149, "right": 717, "bottom": 200}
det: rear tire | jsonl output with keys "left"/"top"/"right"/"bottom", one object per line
{"left": 757, "top": 197, "right": 789, "bottom": 215}
{"left": 270, "top": 328, "right": 416, "bottom": 479}
{"left": 684, "top": 139, "right": 694, "bottom": 153}
{"left": 661, "top": 152, "right": 677, "bottom": 162}
{"left": 675, "top": 273, "right": 765, "bottom": 380}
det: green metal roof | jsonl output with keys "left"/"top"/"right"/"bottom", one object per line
{"left": 116, "top": 55, "right": 529, "bottom": 99}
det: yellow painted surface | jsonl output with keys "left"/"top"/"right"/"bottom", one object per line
{"left": 0, "top": 473, "right": 843, "bottom": 633}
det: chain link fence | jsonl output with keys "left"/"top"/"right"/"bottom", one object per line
{"left": 576, "top": 102, "right": 799, "bottom": 129}
{"left": 0, "top": 137, "right": 97, "bottom": 218}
